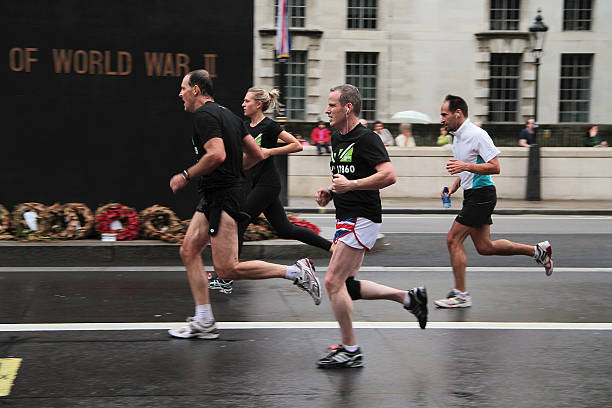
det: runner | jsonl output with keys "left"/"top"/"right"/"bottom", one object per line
{"left": 436, "top": 94, "right": 553, "bottom": 308}
{"left": 208, "top": 88, "right": 334, "bottom": 294}
{"left": 168, "top": 69, "right": 321, "bottom": 339}
{"left": 314, "top": 84, "right": 427, "bottom": 368}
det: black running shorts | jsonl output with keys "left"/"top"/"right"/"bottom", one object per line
{"left": 196, "top": 186, "right": 249, "bottom": 236}
{"left": 455, "top": 185, "right": 497, "bottom": 228}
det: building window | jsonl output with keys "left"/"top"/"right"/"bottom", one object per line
{"left": 488, "top": 53, "right": 521, "bottom": 122}
{"left": 563, "top": 0, "right": 592, "bottom": 31}
{"left": 347, "top": 0, "right": 378, "bottom": 29}
{"left": 346, "top": 52, "right": 378, "bottom": 121}
{"left": 275, "top": 0, "right": 306, "bottom": 28}
{"left": 274, "top": 51, "right": 307, "bottom": 120}
{"left": 559, "top": 54, "right": 592, "bottom": 122}
{"left": 490, "top": 0, "right": 520, "bottom": 30}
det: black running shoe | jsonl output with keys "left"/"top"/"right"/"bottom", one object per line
{"left": 316, "top": 344, "right": 364, "bottom": 369}
{"left": 404, "top": 286, "right": 428, "bottom": 329}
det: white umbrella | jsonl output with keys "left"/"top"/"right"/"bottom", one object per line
{"left": 391, "top": 110, "right": 433, "bottom": 124}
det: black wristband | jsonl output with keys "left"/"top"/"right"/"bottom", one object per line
{"left": 182, "top": 170, "right": 191, "bottom": 181}
{"left": 327, "top": 188, "right": 335, "bottom": 198}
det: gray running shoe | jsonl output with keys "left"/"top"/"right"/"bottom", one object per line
{"left": 293, "top": 257, "right": 322, "bottom": 305}
{"left": 404, "top": 286, "right": 428, "bottom": 329}
{"left": 535, "top": 241, "right": 554, "bottom": 276}
{"left": 317, "top": 344, "right": 364, "bottom": 369}
{"left": 168, "top": 317, "right": 219, "bottom": 339}
{"left": 208, "top": 272, "right": 233, "bottom": 294}
{"left": 434, "top": 290, "right": 472, "bottom": 308}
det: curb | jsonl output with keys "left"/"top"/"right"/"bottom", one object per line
{"left": 0, "top": 234, "right": 385, "bottom": 267}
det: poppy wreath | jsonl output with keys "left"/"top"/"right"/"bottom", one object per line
{"left": 286, "top": 213, "right": 320, "bottom": 235}
{"left": 140, "top": 205, "right": 181, "bottom": 240}
{"left": 38, "top": 203, "right": 94, "bottom": 240}
{"left": 11, "top": 202, "right": 47, "bottom": 241}
{"left": 0, "top": 204, "right": 13, "bottom": 240}
{"left": 95, "top": 203, "right": 140, "bottom": 240}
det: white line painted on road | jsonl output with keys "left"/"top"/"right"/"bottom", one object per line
{"left": 0, "top": 322, "right": 610, "bottom": 331}
{"left": 0, "top": 266, "right": 611, "bottom": 273}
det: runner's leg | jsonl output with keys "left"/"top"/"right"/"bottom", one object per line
{"left": 470, "top": 224, "right": 535, "bottom": 256}
{"left": 180, "top": 212, "right": 212, "bottom": 305}
{"left": 446, "top": 220, "right": 473, "bottom": 293}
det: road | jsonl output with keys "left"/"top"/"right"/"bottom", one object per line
{"left": 1, "top": 215, "right": 611, "bottom": 407}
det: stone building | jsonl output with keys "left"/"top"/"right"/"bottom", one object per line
{"left": 253, "top": 0, "right": 611, "bottom": 128}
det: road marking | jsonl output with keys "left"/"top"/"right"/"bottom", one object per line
{"left": 0, "top": 266, "right": 610, "bottom": 273}
{"left": 0, "top": 322, "right": 610, "bottom": 331}
{"left": 0, "top": 358, "right": 22, "bottom": 397}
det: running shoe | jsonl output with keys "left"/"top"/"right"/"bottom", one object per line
{"left": 404, "top": 286, "right": 428, "bottom": 329}
{"left": 434, "top": 290, "right": 472, "bottom": 308}
{"left": 293, "top": 257, "right": 322, "bottom": 305}
{"left": 168, "top": 317, "right": 219, "bottom": 339}
{"left": 316, "top": 344, "right": 364, "bottom": 369}
{"left": 535, "top": 241, "right": 554, "bottom": 276}
{"left": 208, "top": 272, "right": 233, "bottom": 294}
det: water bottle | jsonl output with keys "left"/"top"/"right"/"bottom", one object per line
{"left": 442, "top": 187, "right": 451, "bottom": 209}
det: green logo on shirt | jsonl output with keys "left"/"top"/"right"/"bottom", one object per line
{"left": 254, "top": 133, "right": 263, "bottom": 146}
{"left": 339, "top": 145, "right": 354, "bottom": 162}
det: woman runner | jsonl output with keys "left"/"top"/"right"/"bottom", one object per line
{"left": 208, "top": 88, "right": 333, "bottom": 293}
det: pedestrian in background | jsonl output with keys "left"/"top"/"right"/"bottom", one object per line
{"left": 310, "top": 120, "right": 332, "bottom": 154}
{"left": 583, "top": 124, "right": 608, "bottom": 147}
{"left": 519, "top": 118, "right": 536, "bottom": 147}
{"left": 373, "top": 120, "right": 395, "bottom": 146}
{"left": 395, "top": 124, "right": 416, "bottom": 147}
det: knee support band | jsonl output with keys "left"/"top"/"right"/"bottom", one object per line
{"left": 345, "top": 277, "right": 361, "bottom": 300}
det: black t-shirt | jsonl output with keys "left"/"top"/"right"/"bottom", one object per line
{"left": 245, "top": 117, "right": 282, "bottom": 187}
{"left": 520, "top": 128, "right": 535, "bottom": 145}
{"left": 330, "top": 123, "right": 390, "bottom": 223}
{"left": 191, "top": 102, "right": 248, "bottom": 192}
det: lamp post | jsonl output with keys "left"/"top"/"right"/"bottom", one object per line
{"left": 526, "top": 9, "right": 548, "bottom": 201}
{"left": 529, "top": 9, "right": 548, "bottom": 123}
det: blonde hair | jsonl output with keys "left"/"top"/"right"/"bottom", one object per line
{"left": 248, "top": 88, "right": 280, "bottom": 113}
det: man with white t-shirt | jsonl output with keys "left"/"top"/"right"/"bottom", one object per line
{"left": 435, "top": 95, "right": 554, "bottom": 308}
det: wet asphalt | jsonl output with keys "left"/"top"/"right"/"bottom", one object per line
{"left": 1, "top": 227, "right": 611, "bottom": 407}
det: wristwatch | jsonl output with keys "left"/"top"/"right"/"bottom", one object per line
{"left": 182, "top": 170, "right": 191, "bottom": 181}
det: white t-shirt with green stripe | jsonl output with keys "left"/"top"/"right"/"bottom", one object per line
{"left": 451, "top": 118, "right": 501, "bottom": 190}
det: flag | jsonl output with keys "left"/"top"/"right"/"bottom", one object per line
{"left": 276, "top": 0, "right": 291, "bottom": 59}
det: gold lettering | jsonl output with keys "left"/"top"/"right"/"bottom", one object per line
{"left": 74, "top": 50, "right": 88, "bottom": 74}
{"left": 203, "top": 54, "right": 217, "bottom": 78}
{"left": 24, "top": 48, "right": 38, "bottom": 72}
{"left": 104, "top": 50, "right": 117, "bottom": 75}
{"left": 162, "top": 53, "right": 175, "bottom": 76}
{"left": 52, "top": 49, "right": 73, "bottom": 73}
{"left": 89, "top": 50, "right": 104, "bottom": 74}
{"left": 175, "top": 53, "right": 190, "bottom": 77}
{"left": 144, "top": 52, "right": 164, "bottom": 76}
{"left": 8, "top": 48, "right": 24, "bottom": 71}
{"left": 118, "top": 51, "right": 132, "bottom": 75}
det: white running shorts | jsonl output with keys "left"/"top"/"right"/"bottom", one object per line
{"left": 333, "top": 217, "right": 381, "bottom": 251}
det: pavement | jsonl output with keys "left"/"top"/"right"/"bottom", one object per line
{"left": 0, "top": 197, "right": 609, "bottom": 267}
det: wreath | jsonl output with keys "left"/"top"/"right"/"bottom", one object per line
{"left": 158, "top": 219, "right": 190, "bottom": 244}
{"left": 243, "top": 216, "right": 277, "bottom": 242}
{"left": 37, "top": 203, "right": 94, "bottom": 240}
{"left": 140, "top": 205, "right": 181, "bottom": 240}
{"left": 11, "top": 202, "right": 47, "bottom": 241}
{"left": 95, "top": 203, "right": 140, "bottom": 240}
{"left": 287, "top": 213, "right": 320, "bottom": 235}
{"left": 63, "top": 203, "right": 95, "bottom": 239}
{"left": 0, "top": 204, "right": 14, "bottom": 240}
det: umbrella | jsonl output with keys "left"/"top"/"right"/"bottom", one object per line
{"left": 391, "top": 110, "right": 433, "bottom": 124}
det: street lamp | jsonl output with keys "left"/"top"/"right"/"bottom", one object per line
{"left": 529, "top": 9, "right": 548, "bottom": 122}
{"left": 526, "top": 9, "right": 548, "bottom": 201}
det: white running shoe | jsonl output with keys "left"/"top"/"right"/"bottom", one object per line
{"left": 293, "top": 257, "right": 322, "bottom": 305}
{"left": 168, "top": 317, "right": 219, "bottom": 339}
{"left": 536, "top": 241, "right": 553, "bottom": 276}
{"left": 434, "top": 290, "right": 472, "bottom": 308}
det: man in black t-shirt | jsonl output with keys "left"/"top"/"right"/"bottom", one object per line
{"left": 168, "top": 70, "right": 322, "bottom": 340}
{"left": 313, "top": 84, "right": 428, "bottom": 369}
{"left": 519, "top": 118, "right": 536, "bottom": 147}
